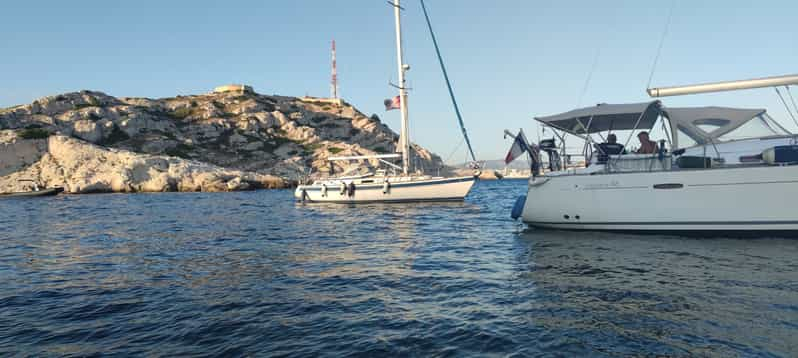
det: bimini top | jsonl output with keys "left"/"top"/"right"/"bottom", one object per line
{"left": 663, "top": 106, "right": 766, "bottom": 144}
{"left": 534, "top": 101, "right": 662, "bottom": 135}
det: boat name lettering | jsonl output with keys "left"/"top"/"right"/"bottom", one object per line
{"left": 582, "top": 180, "right": 620, "bottom": 190}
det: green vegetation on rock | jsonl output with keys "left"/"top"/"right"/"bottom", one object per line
{"left": 304, "top": 143, "right": 323, "bottom": 153}
{"left": 18, "top": 128, "right": 52, "bottom": 139}
{"left": 74, "top": 97, "right": 101, "bottom": 110}
{"left": 100, "top": 125, "right": 131, "bottom": 145}
{"left": 165, "top": 143, "right": 194, "bottom": 159}
{"left": 169, "top": 107, "right": 192, "bottom": 120}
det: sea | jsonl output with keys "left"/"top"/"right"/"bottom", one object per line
{"left": 1, "top": 179, "right": 797, "bottom": 357}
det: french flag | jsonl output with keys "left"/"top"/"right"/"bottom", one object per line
{"left": 505, "top": 129, "right": 530, "bottom": 164}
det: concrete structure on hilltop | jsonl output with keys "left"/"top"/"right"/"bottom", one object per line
{"left": 213, "top": 84, "right": 254, "bottom": 94}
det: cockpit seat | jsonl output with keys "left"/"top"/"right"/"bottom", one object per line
{"left": 595, "top": 143, "right": 625, "bottom": 164}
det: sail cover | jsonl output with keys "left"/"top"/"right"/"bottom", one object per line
{"left": 663, "top": 107, "right": 766, "bottom": 144}
{"left": 534, "top": 101, "right": 662, "bottom": 135}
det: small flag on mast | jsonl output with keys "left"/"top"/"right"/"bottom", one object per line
{"left": 384, "top": 96, "right": 401, "bottom": 111}
{"left": 505, "top": 129, "right": 531, "bottom": 164}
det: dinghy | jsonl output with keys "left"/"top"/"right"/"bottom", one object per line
{"left": 0, "top": 180, "right": 63, "bottom": 198}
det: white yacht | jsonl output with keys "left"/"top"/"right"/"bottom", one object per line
{"left": 294, "top": 0, "right": 479, "bottom": 203}
{"left": 512, "top": 74, "right": 798, "bottom": 234}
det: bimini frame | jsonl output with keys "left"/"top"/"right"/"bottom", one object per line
{"left": 533, "top": 101, "right": 670, "bottom": 173}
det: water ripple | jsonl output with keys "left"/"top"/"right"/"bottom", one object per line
{"left": 1, "top": 180, "right": 797, "bottom": 356}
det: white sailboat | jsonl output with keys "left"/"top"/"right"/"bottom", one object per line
{"left": 511, "top": 74, "right": 798, "bottom": 234}
{"left": 294, "top": 0, "right": 479, "bottom": 203}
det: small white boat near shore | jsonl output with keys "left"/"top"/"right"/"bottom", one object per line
{"left": 0, "top": 180, "right": 63, "bottom": 198}
{"left": 512, "top": 74, "right": 798, "bottom": 234}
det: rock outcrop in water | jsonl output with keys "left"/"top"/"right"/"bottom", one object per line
{"left": 0, "top": 89, "right": 446, "bottom": 194}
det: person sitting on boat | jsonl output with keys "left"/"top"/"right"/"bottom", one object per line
{"left": 636, "top": 131, "right": 658, "bottom": 154}
{"left": 595, "top": 133, "right": 625, "bottom": 164}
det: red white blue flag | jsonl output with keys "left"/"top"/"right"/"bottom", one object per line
{"left": 384, "top": 96, "right": 400, "bottom": 111}
{"left": 505, "top": 129, "right": 530, "bottom": 164}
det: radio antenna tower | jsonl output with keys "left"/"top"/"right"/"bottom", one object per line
{"left": 331, "top": 39, "right": 339, "bottom": 99}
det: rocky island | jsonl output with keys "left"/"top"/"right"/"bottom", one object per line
{"left": 0, "top": 86, "right": 445, "bottom": 194}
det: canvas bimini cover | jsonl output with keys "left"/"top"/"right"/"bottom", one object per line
{"left": 663, "top": 107, "right": 766, "bottom": 145}
{"left": 534, "top": 101, "right": 662, "bottom": 135}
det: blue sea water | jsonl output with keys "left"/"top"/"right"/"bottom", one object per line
{"left": 1, "top": 179, "right": 797, "bottom": 357}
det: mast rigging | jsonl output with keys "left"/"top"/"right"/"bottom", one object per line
{"left": 419, "top": 0, "right": 478, "bottom": 165}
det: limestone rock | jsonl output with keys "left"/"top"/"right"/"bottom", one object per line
{"left": 226, "top": 177, "right": 250, "bottom": 191}
{"left": 0, "top": 88, "right": 449, "bottom": 188}
{"left": 71, "top": 119, "right": 104, "bottom": 143}
{"left": 0, "top": 132, "right": 286, "bottom": 194}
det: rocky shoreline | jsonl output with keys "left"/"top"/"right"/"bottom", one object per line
{"left": 0, "top": 132, "right": 286, "bottom": 194}
{"left": 0, "top": 88, "right": 447, "bottom": 194}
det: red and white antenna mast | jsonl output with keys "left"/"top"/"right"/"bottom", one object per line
{"left": 331, "top": 39, "right": 339, "bottom": 99}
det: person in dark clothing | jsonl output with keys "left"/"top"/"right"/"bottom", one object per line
{"left": 347, "top": 182, "right": 356, "bottom": 198}
{"left": 595, "top": 133, "right": 625, "bottom": 163}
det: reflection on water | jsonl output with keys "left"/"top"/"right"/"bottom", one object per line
{"left": 517, "top": 230, "right": 798, "bottom": 356}
{"left": 1, "top": 180, "right": 797, "bottom": 356}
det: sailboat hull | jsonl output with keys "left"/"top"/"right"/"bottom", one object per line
{"left": 295, "top": 176, "right": 476, "bottom": 203}
{"left": 521, "top": 165, "right": 798, "bottom": 234}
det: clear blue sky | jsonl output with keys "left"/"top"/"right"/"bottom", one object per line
{"left": 2, "top": 1, "right": 796, "bottom": 162}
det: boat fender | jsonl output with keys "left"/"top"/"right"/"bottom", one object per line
{"left": 340, "top": 182, "right": 347, "bottom": 195}
{"left": 510, "top": 195, "right": 526, "bottom": 220}
{"left": 382, "top": 180, "right": 390, "bottom": 194}
{"left": 348, "top": 182, "right": 356, "bottom": 198}
{"left": 321, "top": 184, "right": 327, "bottom": 197}
{"left": 301, "top": 189, "right": 309, "bottom": 202}
{"left": 528, "top": 177, "right": 549, "bottom": 187}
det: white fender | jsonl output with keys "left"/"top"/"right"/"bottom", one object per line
{"left": 339, "top": 182, "right": 347, "bottom": 195}
{"left": 528, "top": 177, "right": 549, "bottom": 187}
{"left": 382, "top": 180, "right": 391, "bottom": 194}
{"left": 321, "top": 184, "right": 328, "bottom": 197}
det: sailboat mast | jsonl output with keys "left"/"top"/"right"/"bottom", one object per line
{"left": 393, "top": 0, "right": 411, "bottom": 175}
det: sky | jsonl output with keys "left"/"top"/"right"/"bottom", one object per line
{"left": 2, "top": 0, "right": 797, "bottom": 162}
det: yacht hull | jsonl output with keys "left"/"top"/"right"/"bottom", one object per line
{"left": 295, "top": 176, "right": 476, "bottom": 203}
{"left": 521, "top": 165, "right": 798, "bottom": 233}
